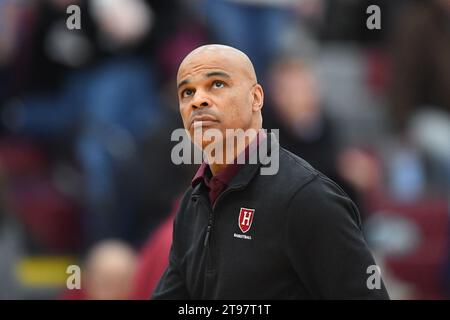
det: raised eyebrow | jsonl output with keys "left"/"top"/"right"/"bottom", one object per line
{"left": 206, "top": 71, "right": 231, "bottom": 79}
{"left": 177, "top": 79, "right": 190, "bottom": 90}
{"left": 177, "top": 71, "right": 230, "bottom": 89}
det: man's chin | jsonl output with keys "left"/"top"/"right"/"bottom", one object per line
{"left": 190, "top": 127, "right": 223, "bottom": 144}
{"left": 194, "top": 139, "right": 219, "bottom": 151}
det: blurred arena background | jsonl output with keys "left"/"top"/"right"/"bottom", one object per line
{"left": 0, "top": 0, "right": 449, "bottom": 300}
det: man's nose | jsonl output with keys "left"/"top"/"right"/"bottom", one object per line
{"left": 191, "top": 92, "right": 211, "bottom": 109}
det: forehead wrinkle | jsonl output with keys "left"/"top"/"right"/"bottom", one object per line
{"left": 178, "top": 64, "right": 226, "bottom": 80}
{"left": 177, "top": 65, "right": 232, "bottom": 88}
{"left": 178, "top": 62, "right": 254, "bottom": 87}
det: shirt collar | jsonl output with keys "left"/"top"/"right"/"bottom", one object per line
{"left": 191, "top": 162, "right": 209, "bottom": 187}
{"left": 191, "top": 129, "right": 267, "bottom": 188}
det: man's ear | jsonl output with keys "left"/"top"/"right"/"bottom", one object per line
{"left": 252, "top": 84, "right": 264, "bottom": 112}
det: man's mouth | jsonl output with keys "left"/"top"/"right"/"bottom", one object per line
{"left": 190, "top": 115, "right": 219, "bottom": 128}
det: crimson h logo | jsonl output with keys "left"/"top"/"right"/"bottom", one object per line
{"left": 238, "top": 208, "right": 255, "bottom": 233}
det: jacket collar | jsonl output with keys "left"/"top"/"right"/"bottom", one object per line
{"left": 191, "top": 130, "right": 279, "bottom": 197}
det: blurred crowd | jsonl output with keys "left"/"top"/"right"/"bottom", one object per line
{"left": 0, "top": 0, "right": 449, "bottom": 300}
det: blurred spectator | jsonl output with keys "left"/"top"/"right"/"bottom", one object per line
{"left": 408, "top": 110, "right": 450, "bottom": 192}
{"left": 264, "top": 55, "right": 362, "bottom": 211}
{"left": 265, "top": 56, "right": 336, "bottom": 176}
{"left": 389, "top": 0, "right": 450, "bottom": 132}
{"left": 84, "top": 239, "right": 136, "bottom": 300}
{"left": 387, "top": 0, "right": 450, "bottom": 193}
{"left": 61, "top": 239, "right": 137, "bottom": 300}
{"left": 337, "top": 148, "right": 384, "bottom": 197}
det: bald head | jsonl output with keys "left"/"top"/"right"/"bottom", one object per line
{"left": 177, "top": 44, "right": 257, "bottom": 86}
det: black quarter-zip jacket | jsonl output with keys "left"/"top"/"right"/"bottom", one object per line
{"left": 153, "top": 133, "right": 390, "bottom": 299}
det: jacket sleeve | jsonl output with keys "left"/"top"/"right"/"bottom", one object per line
{"left": 152, "top": 196, "right": 190, "bottom": 300}
{"left": 284, "top": 175, "right": 390, "bottom": 299}
{"left": 151, "top": 242, "right": 190, "bottom": 299}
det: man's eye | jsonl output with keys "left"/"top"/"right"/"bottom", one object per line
{"left": 182, "top": 89, "right": 194, "bottom": 98}
{"left": 212, "top": 81, "right": 225, "bottom": 89}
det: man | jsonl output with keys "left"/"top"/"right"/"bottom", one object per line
{"left": 153, "top": 44, "right": 389, "bottom": 299}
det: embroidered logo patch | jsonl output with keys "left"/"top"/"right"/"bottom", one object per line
{"left": 238, "top": 207, "right": 255, "bottom": 233}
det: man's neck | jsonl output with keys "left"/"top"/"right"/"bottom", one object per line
{"left": 207, "top": 128, "right": 260, "bottom": 176}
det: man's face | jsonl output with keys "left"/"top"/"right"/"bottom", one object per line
{"left": 177, "top": 47, "right": 260, "bottom": 149}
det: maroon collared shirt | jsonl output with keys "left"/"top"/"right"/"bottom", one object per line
{"left": 191, "top": 130, "right": 267, "bottom": 206}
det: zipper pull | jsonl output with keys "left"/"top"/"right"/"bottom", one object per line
{"left": 204, "top": 225, "right": 211, "bottom": 247}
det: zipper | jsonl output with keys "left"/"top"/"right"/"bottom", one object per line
{"left": 204, "top": 219, "right": 213, "bottom": 247}
{"left": 203, "top": 184, "right": 245, "bottom": 248}
{"left": 202, "top": 183, "right": 248, "bottom": 294}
